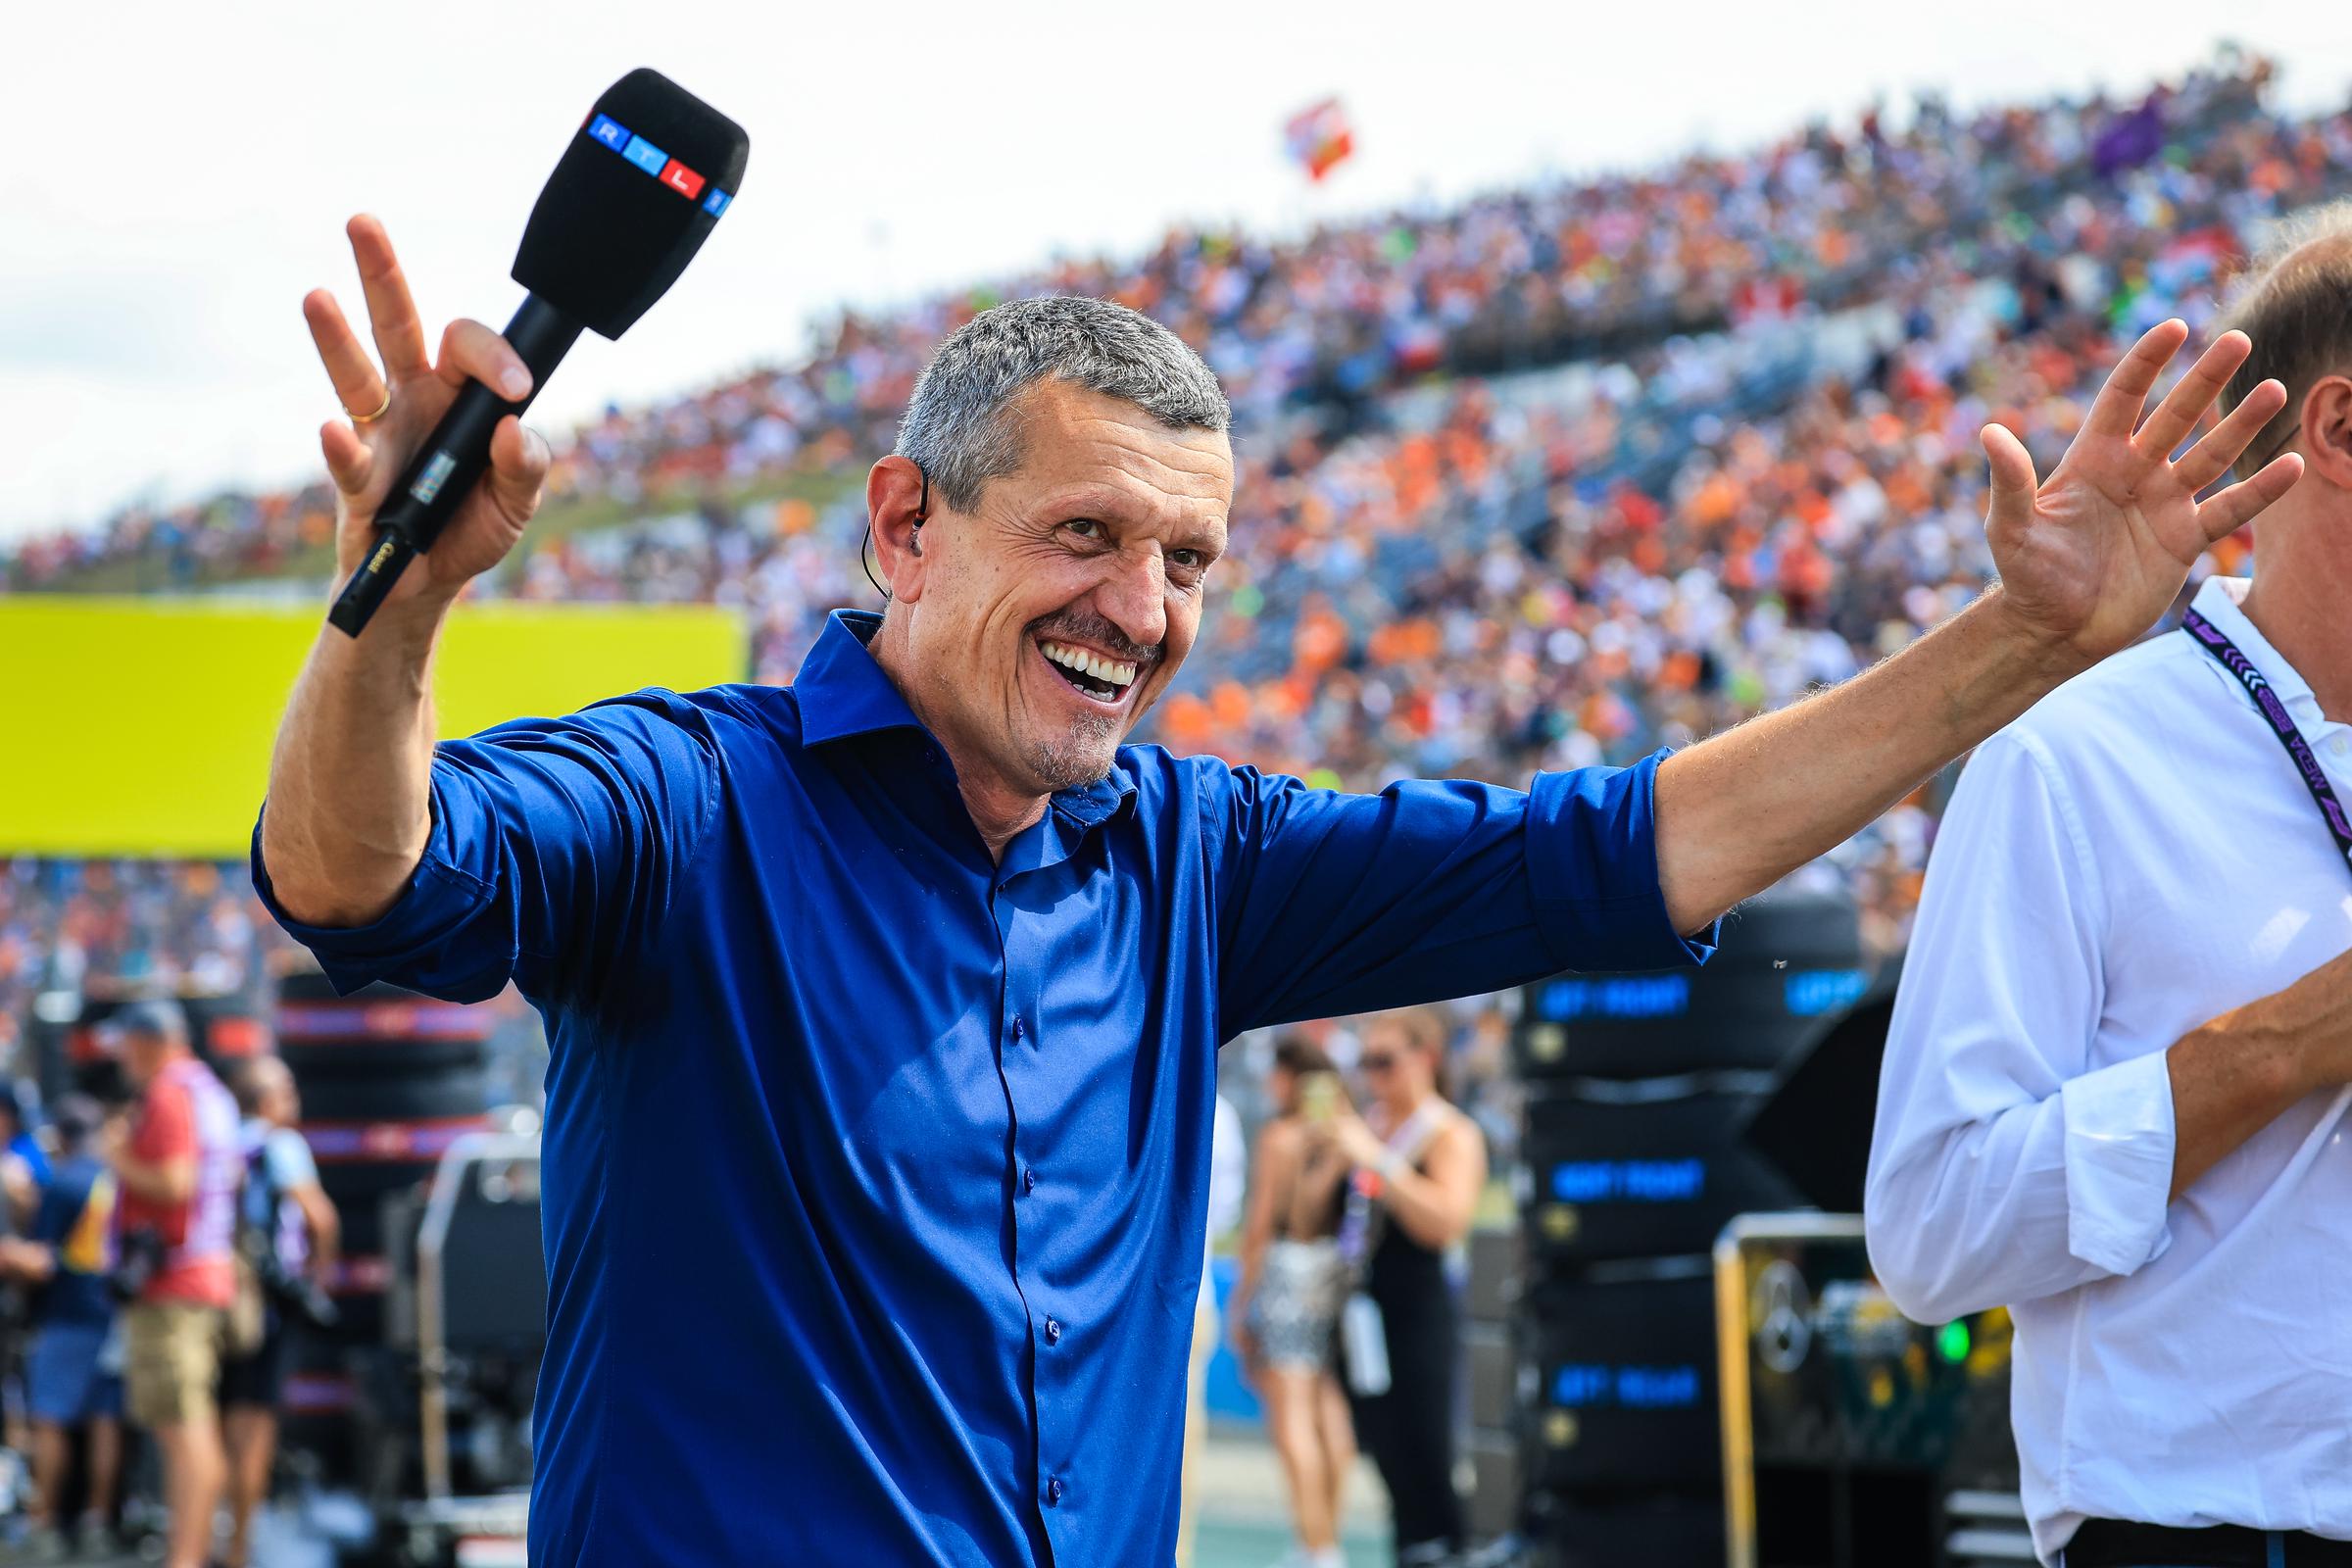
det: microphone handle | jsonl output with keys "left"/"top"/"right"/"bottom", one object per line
{"left": 326, "top": 294, "right": 583, "bottom": 638}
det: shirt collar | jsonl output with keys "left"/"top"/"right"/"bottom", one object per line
{"left": 793, "top": 608, "right": 1139, "bottom": 831}
{"left": 795, "top": 611, "right": 930, "bottom": 747}
{"left": 2187, "top": 574, "right": 2331, "bottom": 730}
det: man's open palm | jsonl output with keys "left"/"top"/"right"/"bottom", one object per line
{"left": 1985, "top": 318, "right": 2302, "bottom": 662}
{"left": 303, "top": 215, "right": 550, "bottom": 609}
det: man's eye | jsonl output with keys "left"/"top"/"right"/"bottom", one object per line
{"left": 1170, "top": 549, "right": 1205, "bottom": 569}
{"left": 1067, "top": 519, "right": 1103, "bottom": 541}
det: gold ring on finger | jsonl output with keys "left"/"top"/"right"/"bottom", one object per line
{"left": 346, "top": 386, "right": 392, "bottom": 425}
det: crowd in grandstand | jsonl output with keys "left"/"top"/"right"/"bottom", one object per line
{"left": 0, "top": 50, "right": 2328, "bottom": 1089}
{"left": 0, "top": 863, "right": 263, "bottom": 1074}
{"left": 1, "top": 52, "right": 2273, "bottom": 592}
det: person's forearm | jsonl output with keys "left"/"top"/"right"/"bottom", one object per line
{"left": 0, "top": 1242, "right": 55, "bottom": 1284}
{"left": 1226, "top": 1268, "right": 1256, "bottom": 1319}
{"left": 113, "top": 1153, "right": 192, "bottom": 1205}
{"left": 1870, "top": 982, "right": 2352, "bottom": 1323}
{"left": 297, "top": 1185, "right": 342, "bottom": 1273}
{"left": 1230, "top": 1214, "right": 1271, "bottom": 1309}
{"left": 262, "top": 593, "right": 456, "bottom": 927}
{"left": 1371, "top": 1162, "right": 1473, "bottom": 1250}
{"left": 2168, "top": 980, "right": 2352, "bottom": 1200}
{"left": 1654, "top": 590, "right": 2088, "bottom": 934}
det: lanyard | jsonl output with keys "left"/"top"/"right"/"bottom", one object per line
{"left": 2181, "top": 606, "right": 2352, "bottom": 871}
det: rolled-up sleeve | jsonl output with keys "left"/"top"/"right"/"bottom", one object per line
{"left": 1864, "top": 728, "right": 2167, "bottom": 1326}
{"left": 1201, "top": 749, "right": 1714, "bottom": 1038}
{"left": 252, "top": 688, "right": 720, "bottom": 1005}
{"left": 2059, "top": 1050, "right": 2177, "bottom": 1276}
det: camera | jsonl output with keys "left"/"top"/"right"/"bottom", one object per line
{"left": 110, "top": 1226, "right": 165, "bottom": 1302}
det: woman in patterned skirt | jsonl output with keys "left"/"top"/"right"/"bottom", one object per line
{"left": 1229, "top": 1037, "right": 1357, "bottom": 1568}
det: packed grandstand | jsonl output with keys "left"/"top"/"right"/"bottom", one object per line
{"left": 0, "top": 49, "right": 2328, "bottom": 1081}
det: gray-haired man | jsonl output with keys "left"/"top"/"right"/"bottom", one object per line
{"left": 252, "top": 216, "right": 2293, "bottom": 1566}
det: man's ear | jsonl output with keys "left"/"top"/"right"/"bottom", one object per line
{"left": 2296, "top": 375, "right": 2352, "bottom": 491}
{"left": 866, "top": 456, "right": 930, "bottom": 602}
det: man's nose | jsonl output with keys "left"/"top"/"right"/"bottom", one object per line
{"left": 1099, "top": 549, "right": 1168, "bottom": 653}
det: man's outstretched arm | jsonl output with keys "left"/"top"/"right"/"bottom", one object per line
{"left": 1652, "top": 319, "right": 2301, "bottom": 935}
{"left": 262, "top": 215, "right": 548, "bottom": 928}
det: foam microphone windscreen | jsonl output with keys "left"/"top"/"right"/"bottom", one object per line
{"left": 514, "top": 68, "right": 750, "bottom": 340}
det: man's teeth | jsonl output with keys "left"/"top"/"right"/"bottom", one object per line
{"left": 1041, "top": 641, "right": 1137, "bottom": 689}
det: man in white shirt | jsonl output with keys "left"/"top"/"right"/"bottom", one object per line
{"left": 1177, "top": 1093, "right": 1249, "bottom": 1568}
{"left": 1868, "top": 208, "right": 2352, "bottom": 1568}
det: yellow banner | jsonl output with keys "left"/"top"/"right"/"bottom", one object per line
{"left": 0, "top": 596, "right": 747, "bottom": 858}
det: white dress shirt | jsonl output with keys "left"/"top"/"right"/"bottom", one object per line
{"left": 1198, "top": 1093, "right": 1248, "bottom": 1339}
{"left": 1866, "top": 575, "right": 2352, "bottom": 1564}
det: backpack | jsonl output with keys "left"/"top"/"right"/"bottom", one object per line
{"left": 231, "top": 1131, "right": 335, "bottom": 1339}
{"left": 226, "top": 1138, "right": 280, "bottom": 1355}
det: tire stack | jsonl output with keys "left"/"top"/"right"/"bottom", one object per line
{"left": 1509, "top": 889, "right": 1866, "bottom": 1566}
{"left": 275, "top": 970, "right": 498, "bottom": 1481}
{"left": 1462, "top": 1226, "right": 1525, "bottom": 1544}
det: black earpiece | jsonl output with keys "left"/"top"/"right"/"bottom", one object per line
{"left": 859, "top": 462, "right": 932, "bottom": 599}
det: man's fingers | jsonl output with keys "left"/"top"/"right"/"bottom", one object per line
{"left": 319, "top": 420, "right": 374, "bottom": 497}
{"left": 2082, "top": 318, "right": 2190, "bottom": 439}
{"left": 2134, "top": 329, "right": 2253, "bottom": 460}
{"left": 2195, "top": 452, "right": 2305, "bottom": 542}
{"left": 347, "top": 216, "right": 433, "bottom": 383}
{"left": 302, "top": 289, "right": 389, "bottom": 423}
{"left": 435, "top": 318, "right": 533, "bottom": 401}
{"left": 483, "top": 416, "right": 550, "bottom": 520}
{"left": 2175, "top": 378, "right": 2287, "bottom": 493}
{"left": 1981, "top": 421, "right": 2037, "bottom": 535}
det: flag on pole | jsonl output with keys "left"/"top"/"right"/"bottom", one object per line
{"left": 1284, "top": 98, "right": 1355, "bottom": 182}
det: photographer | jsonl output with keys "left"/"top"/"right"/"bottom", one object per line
{"left": 220, "top": 1057, "right": 335, "bottom": 1568}
{"left": 99, "top": 1002, "right": 241, "bottom": 1568}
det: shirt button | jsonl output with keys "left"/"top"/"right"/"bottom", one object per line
{"left": 1010, "top": 1016, "right": 1026, "bottom": 1041}
{"left": 1022, "top": 1167, "right": 1037, "bottom": 1195}
{"left": 1045, "top": 1317, "right": 1062, "bottom": 1345}
{"left": 1046, "top": 1477, "right": 1065, "bottom": 1506}
{"left": 2332, "top": 735, "right": 2349, "bottom": 758}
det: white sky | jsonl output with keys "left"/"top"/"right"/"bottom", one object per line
{"left": 6, "top": 0, "right": 2351, "bottom": 544}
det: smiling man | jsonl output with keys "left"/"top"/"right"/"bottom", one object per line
{"left": 254, "top": 217, "right": 2296, "bottom": 1568}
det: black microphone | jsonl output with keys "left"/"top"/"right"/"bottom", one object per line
{"left": 327, "top": 69, "right": 750, "bottom": 637}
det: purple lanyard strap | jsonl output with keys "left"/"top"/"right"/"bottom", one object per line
{"left": 2181, "top": 606, "right": 2352, "bottom": 870}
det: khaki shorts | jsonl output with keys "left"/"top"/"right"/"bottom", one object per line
{"left": 124, "top": 1300, "right": 224, "bottom": 1428}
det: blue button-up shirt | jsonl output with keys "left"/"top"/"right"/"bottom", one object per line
{"left": 253, "top": 610, "right": 1709, "bottom": 1566}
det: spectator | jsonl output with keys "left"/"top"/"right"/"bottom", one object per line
{"left": 0, "top": 1081, "right": 49, "bottom": 1465}
{"left": 1320, "top": 1009, "right": 1486, "bottom": 1568}
{"left": 0, "top": 1096, "right": 123, "bottom": 1562}
{"left": 1228, "top": 1038, "right": 1357, "bottom": 1568}
{"left": 220, "top": 1057, "right": 335, "bottom": 1568}
{"left": 100, "top": 1002, "right": 241, "bottom": 1568}
{"left": 0, "top": 1084, "right": 52, "bottom": 1201}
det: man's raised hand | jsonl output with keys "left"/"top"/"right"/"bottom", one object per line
{"left": 1984, "top": 318, "right": 2303, "bottom": 665}
{"left": 304, "top": 216, "right": 550, "bottom": 612}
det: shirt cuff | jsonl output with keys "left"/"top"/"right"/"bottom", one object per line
{"left": 249, "top": 780, "right": 500, "bottom": 999}
{"left": 1525, "top": 750, "right": 1719, "bottom": 974}
{"left": 2060, "top": 1049, "right": 2177, "bottom": 1277}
